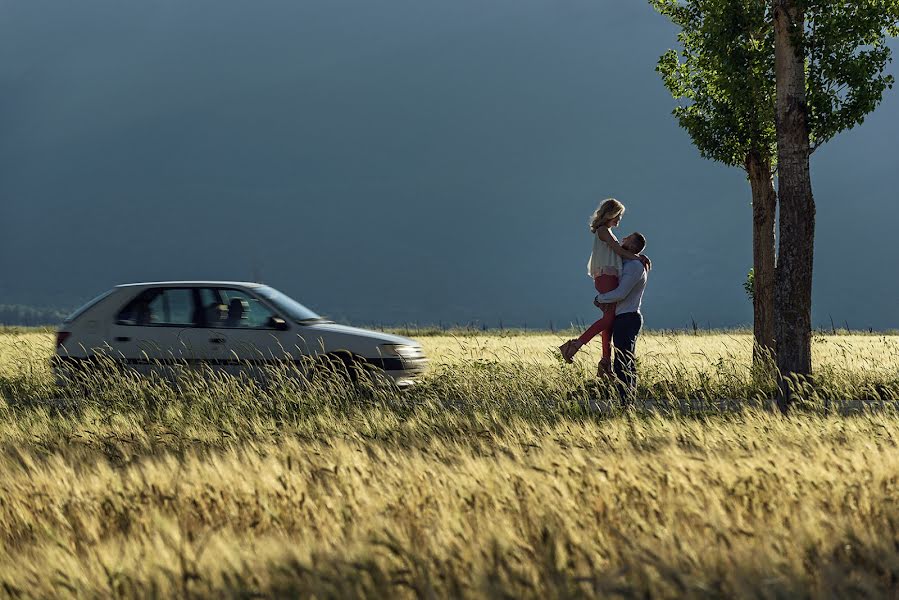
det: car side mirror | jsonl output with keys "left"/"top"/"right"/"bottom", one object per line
{"left": 269, "top": 316, "right": 289, "bottom": 331}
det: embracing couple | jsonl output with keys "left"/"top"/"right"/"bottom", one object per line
{"left": 558, "top": 198, "right": 651, "bottom": 401}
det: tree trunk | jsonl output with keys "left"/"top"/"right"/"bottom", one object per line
{"left": 745, "top": 151, "right": 777, "bottom": 366}
{"left": 774, "top": 0, "right": 815, "bottom": 412}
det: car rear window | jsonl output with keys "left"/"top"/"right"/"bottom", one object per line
{"left": 64, "top": 289, "right": 115, "bottom": 323}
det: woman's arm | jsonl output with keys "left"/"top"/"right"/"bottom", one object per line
{"left": 596, "top": 227, "right": 645, "bottom": 262}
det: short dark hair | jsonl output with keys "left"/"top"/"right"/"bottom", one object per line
{"left": 629, "top": 232, "right": 647, "bottom": 253}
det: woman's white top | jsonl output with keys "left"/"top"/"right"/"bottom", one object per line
{"left": 587, "top": 231, "right": 622, "bottom": 278}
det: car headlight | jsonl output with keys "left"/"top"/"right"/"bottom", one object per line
{"left": 378, "top": 344, "right": 425, "bottom": 360}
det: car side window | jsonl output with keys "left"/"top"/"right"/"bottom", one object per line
{"left": 203, "top": 288, "right": 278, "bottom": 329}
{"left": 117, "top": 288, "right": 198, "bottom": 327}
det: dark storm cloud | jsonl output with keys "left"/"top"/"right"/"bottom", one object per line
{"left": 1, "top": 0, "right": 897, "bottom": 329}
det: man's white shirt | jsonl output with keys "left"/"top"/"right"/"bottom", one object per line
{"left": 595, "top": 258, "right": 647, "bottom": 315}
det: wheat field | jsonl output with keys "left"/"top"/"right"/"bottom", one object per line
{"left": 1, "top": 329, "right": 899, "bottom": 598}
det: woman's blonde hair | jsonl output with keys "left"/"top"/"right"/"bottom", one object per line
{"left": 590, "top": 198, "right": 625, "bottom": 233}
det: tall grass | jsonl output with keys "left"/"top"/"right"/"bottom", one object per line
{"left": 1, "top": 331, "right": 898, "bottom": 598}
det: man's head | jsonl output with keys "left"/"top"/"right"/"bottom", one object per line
{"left": 621, "top": 232, "right": 646, "bottom": 254}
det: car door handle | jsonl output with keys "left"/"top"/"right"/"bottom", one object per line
{"left": 115, "top": 336, "right": 131, "bottom": 342}
{"left": 209, "top": 337, "right": 226, "bottom": 344}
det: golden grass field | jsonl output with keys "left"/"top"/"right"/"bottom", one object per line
{"left": 5, "top": 328, "right": 898, "bottom": 388}
{"left": 1, "top": 329, "right": 898, "bottom": 598}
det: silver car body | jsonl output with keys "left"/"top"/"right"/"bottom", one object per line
{"left": 54, "top": 281, "right": 427, "bottom": 386}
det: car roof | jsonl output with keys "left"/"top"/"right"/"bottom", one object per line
{"left": 115, "top": 281, "right": 264, "bottom": 289}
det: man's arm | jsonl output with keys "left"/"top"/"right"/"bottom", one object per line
{"left": 595, "top": 261, "right": 645, "bottom": 303}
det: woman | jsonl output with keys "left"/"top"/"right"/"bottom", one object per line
{"left": 559, "top": 198, "right": 648, "bottom": 374}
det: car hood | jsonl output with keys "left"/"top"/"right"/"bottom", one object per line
{"left": 300, "top": 322, "right": 420, "bottom": 347}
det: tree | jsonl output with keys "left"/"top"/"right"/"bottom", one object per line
{"left": 653, "top": 0, "right": 899, "bottom": 406}
{"left": 772, "top": 0, "right": 813, "bottom": 406}
{"left": 0, "top": 305, "right": 67, "bottom": 326}
{"left": 651, "top": 0, "right": 777, "bottom": 366}
{"left": 773, "top": 0, "right": 899, "bottom": 408}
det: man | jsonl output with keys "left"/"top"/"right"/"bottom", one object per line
{"left": 593, "top": 232, "right": 649, "bottom": 403}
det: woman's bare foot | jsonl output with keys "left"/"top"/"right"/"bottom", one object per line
{"left": 558, "top": 339, "right": 582, "bottom": 363}
{"left": 597, "top": 357, "right": 612, "bottom": 378}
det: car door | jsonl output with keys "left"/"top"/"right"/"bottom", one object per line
{"left": 108, "top": 287, "right": 198, "bottom": 375}
{"left": 177, "top": 287, "right": 229, "bottom": 372}
{"left": 196, "top": 286, "right": 294, "bottom": 379}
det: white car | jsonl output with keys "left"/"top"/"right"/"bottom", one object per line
{"left": 54, "top": 281, "right": 427, "bottom": 387}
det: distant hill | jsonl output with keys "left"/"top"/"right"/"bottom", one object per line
{"left": 0, "top": 305, "right": 68, "bottom": 326}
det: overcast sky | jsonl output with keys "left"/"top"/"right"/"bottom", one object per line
{"left": 2, "top": 0, "right": 897, "bottom": 329}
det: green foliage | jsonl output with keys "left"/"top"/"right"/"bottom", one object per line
{"left": 651, "top": 0, "right": 777, "bottom": 168}
{"left": 651, "top": 0, "right": 899, "bottom": 164}
{"left": 803, "top": 0, "right": 899, "bottom": 147}
{"left": 744, "top": 267, "right": 755, "bottom": 302}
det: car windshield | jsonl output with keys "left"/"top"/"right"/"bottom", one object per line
{"left": 256, "top": 286, "right": 325, "bottom": 322}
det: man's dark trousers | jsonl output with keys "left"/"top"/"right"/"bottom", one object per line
{"left": 612, "top": 311, "right": 642, "bottom": 403}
